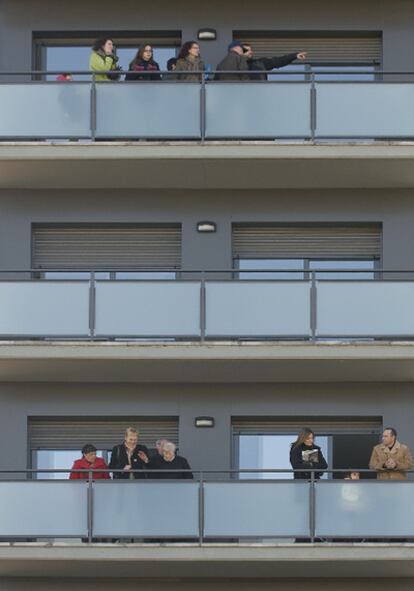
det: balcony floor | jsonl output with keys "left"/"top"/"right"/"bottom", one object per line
{"left": 1, "top": 340, "right": 414, "bottom": 382}
{"left": 1, "top": 542, "right": 414, "bottom": 579}
{"left": 2, "top": 142, "right": 414, "bottom": 189}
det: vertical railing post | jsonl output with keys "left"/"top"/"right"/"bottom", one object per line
{"left": 200, "top": 273, "right": 206, "bottom": 343}
{"left": 87, "top": 470, "right": 93, "bottom": 544}
{"left": 310, "top": 71, "right": 316, "bottom": 143}
{"left": 310, "top": 270, "right": 317, "bottom": 342}
{"left": 89, "top": 271, "right": 96, "bottom": 340}
{"left": 198, "top": 471, "right": 204, "bottom": 546}
{"left": 90, "top": 73, "right": 97, "bottom": 141}
{"left": 200, "top": 72, "right": 206, "bottom": 143}
{"left": 309, "top": 470, "right": 316, "bottom": 543}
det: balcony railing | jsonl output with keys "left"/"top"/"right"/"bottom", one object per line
{"left": 0, "top": 269, "right": 413, "bottom": 341}
{"left": 1, "top": 469, "right": 413, "bottom": 542}
{"left": 1, "top": 70, "right": 414, "bottom": 141}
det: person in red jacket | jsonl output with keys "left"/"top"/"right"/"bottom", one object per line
{"left": 69, "top": 444, "right": 110, "bottom": 480}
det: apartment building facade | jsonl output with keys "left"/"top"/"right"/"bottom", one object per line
{"left": 1, "top": 0, "right": 414, "bottom": 589}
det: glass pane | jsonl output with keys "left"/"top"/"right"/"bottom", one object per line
{"left": 43, "top": 272, "right": 110, "bottom": 280}
{"left": 238, "top": 434, "right": 328, "bottom": 480}
{"left": 46, "top": 47, "right": 91, "bottom": 81}
{"left": 309, "top": 259, "right": 375, "bottom": 280}
{"left": 238, "top": 259, "right": 304, "bottom": 280}
{"left": 93, "top": 481, "right": 199, "bottom": 537}
{"left": 314, "top": 65, "right": 376, "bottom": 81}
{"left": 35, "top": 450, "right": 106, "bottom": 479}
{"left": 268, "top": 64, "right": 306, "bottom": 82}
{"left": 115, "top": 272, "right": 176, "bottom": 280}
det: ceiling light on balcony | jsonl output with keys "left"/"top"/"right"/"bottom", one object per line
{"left": 197, "top": 29, "right": 217, "bottom": 41}
{"left": 197, "top": 221, "right": 217, "bottom": 233}
{"left": 195, "top": 416, "right": 215, "bottom": 428}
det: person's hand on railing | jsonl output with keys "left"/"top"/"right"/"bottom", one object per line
{"left": 123, "top": 464, "right": 132, "bottom": 471}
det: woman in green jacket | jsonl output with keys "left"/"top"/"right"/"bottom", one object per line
{"left": 89, "top": 37, "right": 120, "bottom": 81}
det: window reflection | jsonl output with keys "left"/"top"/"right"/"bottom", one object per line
{"left": 45, "top": 46, "right": 177, "bottom": 81}
{"left": 34, "top": 450, "right": 110, "bottom": 479}
{"left": 237, "top": 258, "right": 375, "bottom": 280}
{"left": 238, "top": 434, "right": 329, "bottom": 480}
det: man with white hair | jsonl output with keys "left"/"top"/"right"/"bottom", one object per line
{"left": 151, "top": 442, "right": 193, "bottom": 479}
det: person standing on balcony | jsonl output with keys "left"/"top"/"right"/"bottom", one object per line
{"left": 69, "top": 444, "right": 110, "bottom": 480}
{"left": 174, "top": 42, "right": 205, "bottom": 81}
{"left": 241, "top": 44, "right": 307, "bottom": 80}
{"left": 289, "top": 427, "right": 328, "bottom": 479}
{"left": 215, "top": 41, "right": 250, "bottom": 80}
{"left": 150, "top": 442, "right": 193, "bottom": 479}
{"left": 369, "top": 427, "right": 413, "bottom": 480}
{"left": 109, "top": 427, "right": 150, "bottom": 479}
{"left": 125, "top": 45, "right": 161, "bottom": 81}
{"left": 89, "top": 38, "right": 121, "bottom": 81}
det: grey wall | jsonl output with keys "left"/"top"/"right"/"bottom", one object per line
{"left": 1, "top": 381, "right": 414, "bottom": 470}
{"left": 0, "top": 189, "right": 414, "bottom": 271}
{"left": 1, "top": 0, "right": 414, "bottom": 72}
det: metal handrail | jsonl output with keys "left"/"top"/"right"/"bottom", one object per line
{"left": 0, "top": 69, "right": 412, "bottom": 76}
{"left": 0, "top": 268, "right": 411, "bottom": 274}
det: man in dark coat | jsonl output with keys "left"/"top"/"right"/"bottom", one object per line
{"left": 242, "top": 44, "right": 307, "bottom": 80}
{"left": 151, "top": 442, "right": 193, "bottom": 479}
{"left": 109, "top": 426, "right": 150, "bottom": 479}
{"left": 215, "top": 41, "right": 250, "bottom": 80}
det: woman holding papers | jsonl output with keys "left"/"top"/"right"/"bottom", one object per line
{"left": 290, "top": 428, "right": 328, "bottom": 480}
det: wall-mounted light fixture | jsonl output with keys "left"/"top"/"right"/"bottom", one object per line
{"left": 197, "top": 221, "right": 217, "bottom": 233}
{"left": 195, "top": 416, "right": 215, "bottom": 428}
{"left": 197, "top": 28, "right": 217, "bottom": 41}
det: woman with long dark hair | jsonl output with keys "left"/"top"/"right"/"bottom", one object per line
{"left": 174, "top": 41, "right": 204, "bottom": 81}
{"left": 89, "top": 37, "right": 121, "bottom": 81}
{"left": 289, "top": 427, "right": 327, "bottom": 480}
{"left": 125, "top": 44, "right": 161, "bottom": 81}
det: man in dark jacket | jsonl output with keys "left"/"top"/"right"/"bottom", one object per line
{"left": 242, "top": 44, "right": 307, "bottom": 80}
{"left": 109, "top": 426, "right": 150, "bottom": 479}
{"left": 151, "top": 442, "right": 193, "bottom": 479}
{"left": 215, "top": 41, "right": 250, "bottom": 81}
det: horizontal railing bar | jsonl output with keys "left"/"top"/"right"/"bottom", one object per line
{"left": 0, "top": 468, "right": 408, "bottom": 474}
{"left": 0, "top": 268, "right": 412, "bottom": 274}
{"left": 0, "top": 70, "right": 413, "bottom": 76}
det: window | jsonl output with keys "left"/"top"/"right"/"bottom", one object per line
{"left": 233, "top": 417, "right": 382, "bottom": 480}
{"left": 238, "top": 258, "right": 376, "bottom": 280}
{"left": 233, "top": 224, "right": 382, "bottom": 279}
{"left": 238, "top": 434, "right": 329, "bottom": 480}
{"left": 32, "top": 224, "right": 182, "bottom": 279}
{"left": 34, "top": 449, "right": 109, "bottom": 479}
{"left": 33, "top": 32, "right": 181, "bottom": 80}
{"left": 29, "top": 417, "right": 179, "bottom": 479}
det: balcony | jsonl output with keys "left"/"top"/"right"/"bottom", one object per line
{"left": 2, "top": 71, "right": 414, "bottom": 190}
{"left": 0, "top": 269, "right": 413, "bottom": 341}
{"left": 1, "top": 469, "right": 414, "bottom": 543}
{"left": 1, "top": 470, "right": 414, "bottom": 579}
{"left": 2, "top": 70, "right": 414, "bottom": 142}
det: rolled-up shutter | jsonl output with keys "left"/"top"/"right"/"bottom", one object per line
{"left": 232, "top": 417, "right": 382, "bottom": 435}
{"left": 232, "top": 224, "right": 382, "bottom": 259}
{"left": 232, "top": 32, "right": 382, "bottom": 64}
{"left": 29, "top": 417, "right": 179, "bottom": 450}
{"left": 32, "top": 224, "right": 181, "bottom": 270}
